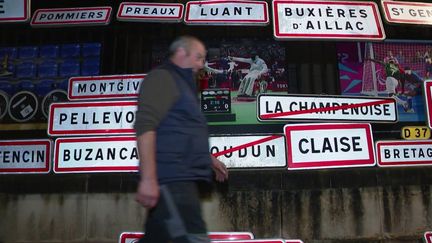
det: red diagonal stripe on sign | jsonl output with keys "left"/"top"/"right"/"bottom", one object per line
{"left": 261, "top": 99, "right": 394, "bottom": 119}
{"left": 212, "top": 135, "right": 283, "bottom": 157}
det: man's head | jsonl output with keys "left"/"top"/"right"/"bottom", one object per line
{"left": 169, "top": 36, "right": 206, "bottom": 73}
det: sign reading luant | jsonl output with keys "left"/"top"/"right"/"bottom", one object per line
{"left": 48, "top": 101, "right": 137, "bottom": 136}
{"left": 54, "top": 136, "right": 139, "bottom": 173}
{"left": 210, "top": 135, "right": 286, "bottom": 168}
{"left": 117, "top": 2, "right": 183, "bottom": 22}
{"left": 68, "top": 74, "right": 145, "bottom": 100}
{"left": 0, "top": 139, "right": 51, "bottom": 174}
{"left": 257, "top": 94, "right": 397, "bottom": 122}
{"left": 424, "top": 80, "right": 432, "bottom": 129}
{"left": 284, "top": 123, "right": 375, "bottom": 170}
{"left": 0, "top": 0, "right": 30, "bottom": 23}
{"left": 119, "top": 232, "right": 255, "bottom": 243}
{"left": 272, "top": 0, "right": 385, "bottom": 40}
{"left": 185, "top": 0, "right": 269, "bottom": 25}
{"left": 31, "top": 7, "right": 112, "bottom": 27}
{"left": 382, "top": 1, "right": 432, "bottom": 25}
{"left": 376, "top": 140, "right": 432, "bottom": 167}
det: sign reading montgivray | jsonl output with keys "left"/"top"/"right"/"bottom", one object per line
{"left": 68, "top": 74, "right": 146, "bottom": 100}
{"left": 257, "top": 94, "right": 397, "bottom": 122}
{"left": 284, "top": 123, "right": 375, "bottom": 170}
{"left": 54, "top": 136, "right": 138, "bottom": 173}
{"left": 0, "top": 0, "right": 30, "bottom": 23}
{"left": 382, "top": 1, "right": 432, "bottom": 25}
{"left": 272, "top": 0, "right": 385, "bottom": 40}
{"left": 48, "top": 101, "right": 137, "bottom": 136}
{"left": 117, "top": 2, "right": 183, "bottom": 22}
{"left": 31, "top": 7, "right": 112, "bottom": 27}
{"left": 184, "top": 0, "right": 269, "bottom": 25}
{"left": 376, "top": 140, "right": 432, "bottom": 167}
{"left": 209, "top": 135, "right": 286, "bottom": 168}
{"left": 0, "top": 139, "right": 51, "bottom": 174}
{"left": 424, "top": 80, "right": 432, "bottom": 129}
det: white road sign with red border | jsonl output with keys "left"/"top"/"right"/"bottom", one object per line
{"left": 31, "top": 7, "right": 112, "bottom": 27}
{"left": 212, "top": 240, "right": 289, "bottom": 243}
{"left": 376, "top": 140, "right": 432, "bottom": 167}
{"left": 117, "top": 2, "right": 183, "bottom": 22}
{"left": 0, "top": 0, "right": 30, "bottom": 23}
{"left": 68, "top": 74, "right": 145, "bottom": 100}
{"left": 118, "top": 232, "right": 255, "bottom": 243}
{"left": 382, "top": 1, "right": 432, "bottom": 25}
{"left": 284, "top": 123, "right": 375, "bottom": 170}
{"left": 424, "top": 231, "right": 432, "bottom": 243}
{"left": 424, "top": 80, "right": 432, "bottom": 129}
{"left": 185, "top": 0, "right": 269, "bottom": 25}
{"left": 272, "top": 0, "right": 385, "bottom": 40}
{"left": 0, "top": 139, "right": 51, "bottom": 174}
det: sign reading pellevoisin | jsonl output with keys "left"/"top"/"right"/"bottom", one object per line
{"left": 0, "top": 0, "right": 30, "bottom": 23}
{"left": 424, "top": 80, "right": 432, "bottom": 129}
{"left": 31, "top": 7, "right": 112, "bottom": 27}
{"left": 376, "top": 140, "right": 432, "bottom": 167}
{"left": 184, "top": 0, "right": 269, "bottom": 25}
{"left": 117, "top": 2, "right": 183, "bottom": 22}
{"left": 48, "top": 101, "right": 137, "bottom": 136}
{"left": 0, "top": 139, "right": 51, "bottom": 174}
{"left": 424, "top": 231, "right": 432, "bottom": 243}
{"left": 54, "top": 136, "right": 139, "bottom": 173}
{"left": 119, "top": 232, "right": 255, "bottom": 243}
{"left": 210, "top": 135, "right": 286, "bottom": 168}
{"left": 272, "top": 0, "right": 385, "bottom": 40}
{"left": 382, "top": 1, "right": 432, "bottom": 25}
{"left": 257, "top": 94, "right": 397, "bottom": 123}
{"left": 68, "top": 74, "right": 146, "bottom": 100}
{"left": 284, "top": 123, "right": 375, "bottom": 170}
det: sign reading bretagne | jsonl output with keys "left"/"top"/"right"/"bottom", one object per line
{"left": 48, "top": 101, "right": 137, "bottom": 136}
{"left": 31, "top": 7, "right": 112, "bottom": 27}
{"left": 272, "top": 0, "right": 385, "bottom": 40}
{"left": 117, "top": 2, "right": 183, "bottom": 22}
{"left": 68, "top": 74, "right": 146, "bottom": 100}
{"left": 185, "top": 0, "right": 269, "bottom": 25}
{"left": 0, "top": 0, "right": 30, "bottom": 23}
{"left": 382, "top": 1, "right": 432, "bottom": 25}
{"left": 376, "top": 140, "right": 432, "bottom": 167}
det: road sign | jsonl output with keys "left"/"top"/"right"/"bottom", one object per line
{"left": 31, "top": 7, "right": 112, "bottom": 27}
{"left": 117, "top": 3, "right": 183, "bottom": 22}
{"left": 376, "top": 140, "right": 432, "bottom": 167}
{"left": 0, "top": 0, "right": 30, "bottom": 23}
{"left": 118, "top": 232, "right": 255, "bottom": 243}
{"left": 381, "top": 1, "right": 432, "bottom": 25}
{"left": 401, "top": 126, "right": 431, "bottom": 140}
{"left": 8, "top": 91, "right": 38, "bottom": 122}
{"left": 423, "top": 80, "right": 432, "bottom": 129}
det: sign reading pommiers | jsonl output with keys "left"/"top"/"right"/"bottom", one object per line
{"left": 48, "top": 101, "right": 137, "bottom": 136}
{"left": 284, "top": 123, "right": 375, "bottom": 170}
{"left": 54, "top": 136, "right": 138, "bottom": 173}
{"left": 30, "top": 7, "right": 112, "bottom": 27}
{"left": 0, "top": 139, "right": 51, "bottom": 174}
{"left": 0, "top": 0, "right": 30, "bottom": 23}
{"left": 210, "top": 135, "right": 286, "bottom": 168}
{"left": 382, "top": 1, "right": 432, "bottom": 25}
{"left": 185, "top": 0, "right": 269, "bottom": 25}
{"left": 68, "top": 74, "right": 146, "bottom": 100}
{"left": 272, "top": 0, "right": 385, "bottom": 40}
{"left": 257, "top": 94, "right": 397, "bottom": 123}
{"left": 376, "top": 140, "right": 432, "bottom": 167}
{"left": 117, "top": 2, "right": 183, "bottom": 22}
{"left": 424, "top": 80, "right": 432, "bottom": 129}
{"left": 119, "top": 232, "right": 255, "bottom": 243}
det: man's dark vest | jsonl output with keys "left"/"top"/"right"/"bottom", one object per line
{"left": 155, "top": 62, "right": 212, "bottom": 184}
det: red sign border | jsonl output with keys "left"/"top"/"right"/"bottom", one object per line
{"left": 117, "top": 2, "right": 184, "bottom": 22}
{"left": 68, "top": 74, "right": 146, "bottom": 100}
{"left": 0, "top": 0, "right": 30, "bottom": 22}
{"left": 272, "top": 0, "right": 385, "bottom": 40}
{"left": 0, "top": 139, "right": 51, "bottom": 174}
{"left": 382, "top": 0, "right": 432, "bottom": 25}
{"left": 284, "top": 123, "right": 375, "bottom": 170}
{"left": 48, "top": 101, "right": 137, "bottom": 136}
{"left": 424, "top": 80, "right": 432, "bottom": 129}
{"left": 424, "top": 231, "right": 432, "bottom": 243}
{"left": 376, "top": 140, "right": 432, "bottom": 167}
{"left": 54, "top": 136, "right": 138, "bottom": 173}
{"left": 30, "top": 7, "right": 112, "bottom": 26}
{"left": 118, "top": 232, "right": 255, "bottom": 243}
{"left": 184, "top": 0, "right": 269, "bottom": 25}
{"left": 212, "top": 240, "right": 286, "bottom": 243}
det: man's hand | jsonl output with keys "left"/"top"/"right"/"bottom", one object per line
{"left": 211, "top": 155, "right": 228, "bottom": 182}
{"left": 135, "top": 178, "right": 160, "bottom": 208}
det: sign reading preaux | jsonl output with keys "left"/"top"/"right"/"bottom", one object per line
{"left": 272, "top": 0, "right": 385, "bottom": 40}
{"left": 284, "top": 123, "right": 375, "bottom": 170}
{"left": 31, "top": 7, "right": 112, "bottom": 27}
{"left": 0, "top": 139, "right": 51, "bottom": 174}
{"left": 117, "top": 2, "right": 183, "bottom": 22}
{"left": 0, "top": 0, "right": 30, "bottom": 23}
{"left": 376, "top": 140, "right": 432, "bottom": 167}
{"left": 119, "top": 232, "right": 255, "bottom": 243}
{"left": 68, "top": 74, "right": 146, "bottom": 100}
{"left": 382, "top": 1, "right": 432, "bottom": 25}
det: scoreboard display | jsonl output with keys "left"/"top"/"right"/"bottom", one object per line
{"left": 200, "top": 88, "right": 231, "bottom": 113}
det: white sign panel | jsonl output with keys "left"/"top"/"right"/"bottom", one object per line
{"left": 54, "top": 136, "right": 139, "bottom": 173}
{"left": 382, "top": 1, "right": 432, "bottom": 25}
{"left": 424, "top": 80, "right": 432, "bottom": 129}
{"left": 257, "top": 94, "right": 397, "bottom": 122}
{"left": 213, "top": 240, "right": 287, "bottom": 243}
{"left": 376, "top": 140, "right": 432, "bottom": 167}
{"left": 210, "top": 135, "right": 286, "bottom": 168}
{"left": 272, "top": 0, "right": 385, "bottom": 40}
{"left": 68, "top": 74, "right": 145, "bottom": 100}
{"left": 31, "top": 7, "right": 112, "bottom": 27}
{"left": 284, "top": 123, "right": 375, "bottom": 170}
{"left": 424, "top": 232, "right": 432, "bottom": 243}
{"left": 185, "top": 0, "right": 269, "bottom": 25}
{"left": 119, "top": 232, "right": 255, "bottom": 243}
{"left": 117, "top": 2, "right": 183, "bottom": 22}
{"left": 0, "top": 0, "right": 30, "bottom": 22}
{"left": 0, "top": 139, "right": 51, "bottom": 174}
{"left": 48, "top": 101, "right": 137, "bottom": 136}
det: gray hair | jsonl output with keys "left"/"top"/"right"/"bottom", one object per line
{"left": 168, "top": 35, "right": 202, "bottom": 57}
